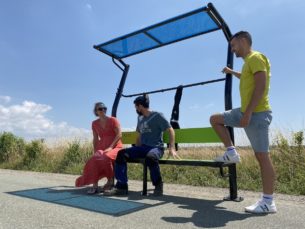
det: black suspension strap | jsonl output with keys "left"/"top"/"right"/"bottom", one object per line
{"left": 170, "top": 86, "right": 183, "bottom": 151}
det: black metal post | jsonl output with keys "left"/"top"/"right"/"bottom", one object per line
{"left": 208, "top": 2, "right": 232, "bottom": 42}
{"left": 225, "top": 43, "right": 234, "bottom": 141}
{"left": 111, "top": 59, "right": 130, "bottom": 117}
{"left": 224, "top": 43, "right": 243, "bottom": 202}
{"left": 142, "top": 161, "right": 148, "bottom": 196}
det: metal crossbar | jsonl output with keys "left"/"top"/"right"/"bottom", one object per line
{"left": 122, "top": 78, "right": 225, "bottom": 97}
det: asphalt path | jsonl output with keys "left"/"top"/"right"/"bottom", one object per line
{"left": 1, "top": 169, "right": 304, "bottom": 229}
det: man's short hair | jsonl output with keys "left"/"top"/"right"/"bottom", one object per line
{"left": 134, "top": 94, "right": 149, "bottom": 108}
{"left": 230, "top": 31, "right": 252, "bottom": 46}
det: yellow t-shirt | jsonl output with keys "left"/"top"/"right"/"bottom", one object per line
{"left": 240, "top": 51, "right": 271, "bottom": 112}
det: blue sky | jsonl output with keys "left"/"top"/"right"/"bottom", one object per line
{"left": 1, "top": 0, "right": 305, "bottom": 144}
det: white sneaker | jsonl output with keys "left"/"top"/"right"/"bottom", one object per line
{"left": 214, "top": 149, "right": 241, "bottom": 163}
{"left": 245, "top": 200, "right": 277, "bottom": 214}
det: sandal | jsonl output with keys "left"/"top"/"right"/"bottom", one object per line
{"left": 101, "top": 181, "right": 114, "bottom": 192}
{"left": 87, "top": 186, "right": 99, "bottom": 195}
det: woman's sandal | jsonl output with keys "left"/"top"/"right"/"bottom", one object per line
{"left": 101, "top": 182, "right": 114, "bottom": 192}
{"left": 87, "top": 186, "right": 99, "bottom": 195}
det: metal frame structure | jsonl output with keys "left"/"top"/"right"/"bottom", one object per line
{"left": 94, "top": 3, "right": 242, "bottom": 201}
{"left": 94, "top": 3, "right": 233, "bottom": 126}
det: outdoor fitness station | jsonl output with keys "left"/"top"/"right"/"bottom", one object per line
{"left": 93, "top": 3, "right": 243, "bottom": 201}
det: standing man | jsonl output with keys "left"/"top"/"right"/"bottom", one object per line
{"left": 210, "top": 31, "right": 276, "bottom": 214}
{"left": 105, "top": 95, "right": 179, "bottom": 196}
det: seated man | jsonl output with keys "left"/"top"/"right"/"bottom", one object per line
{"left": 104, "top": 95, "right": 179, "bottom": 196}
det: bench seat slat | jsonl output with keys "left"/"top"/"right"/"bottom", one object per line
{"left": 159, "top": 159, "right": 225, "bottom": 167}
{"left": 163, "top": 127, "right": 221, "bottom": 143}
{"left": 122, "top": 127, "right": 221, "bottom": 145}
{"left": 127, "top": 158, "right": 227, "bottom": 167}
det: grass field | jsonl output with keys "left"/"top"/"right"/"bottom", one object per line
{"left": 0, "top": 131, "right": 304, "bottom": 195}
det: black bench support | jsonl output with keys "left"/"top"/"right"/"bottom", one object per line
{"left": 128, "top": 158, "right": 243, "bottom": 201}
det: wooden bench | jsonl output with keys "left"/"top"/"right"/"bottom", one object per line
{"left": 122, "top": 127, "right": 242, "bottom": 201}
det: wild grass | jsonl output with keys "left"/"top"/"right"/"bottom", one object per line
{"left": 0, "top": 130, "right": 304, "bottom": 195}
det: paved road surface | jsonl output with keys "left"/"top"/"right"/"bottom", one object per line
{"left": 1, "top": 169, "right": 304, "bottom": 229}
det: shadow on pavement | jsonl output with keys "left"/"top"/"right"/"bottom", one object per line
{"left": 6, "top": 186, "right": 148, "bottom": 216}
{"left": 127, "top": 190, "right": 260, "bottom": 228}
{"left": 7, "top": 185, "right": 260, "bottom": 225}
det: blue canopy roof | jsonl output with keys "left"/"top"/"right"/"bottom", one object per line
{"left": 94, "top": 6, "right": 223, "bottom": 59}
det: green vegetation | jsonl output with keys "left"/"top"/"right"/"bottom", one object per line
{"left": 0, "top": 131, "right": 304, "bottom": 195}
{"left": 0, "top": 132, "right": 25, "bottom": 163}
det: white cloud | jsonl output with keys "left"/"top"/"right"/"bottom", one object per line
{"left": 0, "top": 98, "right": 90, "bottom": 141}
{"left": 122, "top": 127, "right": 136, "bottom": 132}
{"left": 0, "top": 96, "right": 11, "bottom": 104}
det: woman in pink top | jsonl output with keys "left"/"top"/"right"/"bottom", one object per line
{"left": 75, "top": 102, "right": 123, "bottom": 194}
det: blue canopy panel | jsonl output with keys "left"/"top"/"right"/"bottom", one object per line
{"left": 94, "top": 7, "right": 221, "bottom": 59}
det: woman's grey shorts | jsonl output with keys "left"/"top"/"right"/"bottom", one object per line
{"left": 222, "top": 108, "right": 272, "bottom": 152}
